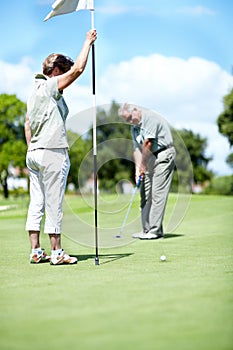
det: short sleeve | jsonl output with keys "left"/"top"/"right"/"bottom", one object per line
{"left": 46, "top": 77, "right": 61, "bottom": 100}
{"left": 131, "top": 125, "right": 142, "bottom": 150}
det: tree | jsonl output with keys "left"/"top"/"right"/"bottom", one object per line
{"left": 175, "top": 129, "right": 214, "bottom": 184}
{"left": 204, "top": 175, "right": 233, "bottom": 195}
{"left": 84, "top": 101, "right": 213, "bottom": 192}
{"left": 226, "top": 153, "right": 233, "bottom": 169}
{"left": 69, "top": 101, "right": 213, "bottom": 193}
{"left": 67, "top": 130, "right": 92, "bottom": 189}
{"left": 0, "top": 94, "right": 27, "bottom": 197}
{"left": 217, "top": 88, "right": 233, "bottom": 171}
{"left": 217, "top": 88, "right": 233, "bottom": 146}
{"left": 86, "top": 101, "right": 134, "bottom": 191}
{"left": 171, "top": 128, "right": 194, "bottom": 192}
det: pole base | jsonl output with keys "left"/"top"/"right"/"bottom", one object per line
{"left": 95, "top": 257, "right": 99, "bottom": 265}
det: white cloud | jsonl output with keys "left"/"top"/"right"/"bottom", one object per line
{"left": 1, "top": 54, "right": 232, "bottom": 176}
{"left": 177, "top": 6, "right": 216, "bottom": 16}
{"left": 97, "top": 55, "right": 232, "bottom": 123}
{"left": 0, "top": 57, "right": 35, "bottom": 102}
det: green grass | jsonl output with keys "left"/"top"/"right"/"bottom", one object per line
{"left": 0, "top": 193, "right": 233, "bottom": 350}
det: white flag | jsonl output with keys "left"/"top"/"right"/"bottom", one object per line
{"left": 44, "top": 0, "right": 94, "bottom": 21}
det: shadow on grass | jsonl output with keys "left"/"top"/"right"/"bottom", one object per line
{"left": 73, "top": 253, "right": 134, "bottom": 265}
{"left": 164, "top": 233, "right": 184, "bottom": 239}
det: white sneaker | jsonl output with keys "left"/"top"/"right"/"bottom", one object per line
{"left": 50, "top": 250, "right": 78, "bottom": 265}
{"left": 132, "top": 231, "right": 144, "bottom": 239}
{"left": 138, "top": 232, "right": 164, "bottom": 240}
{"left": 30, "top": 249, "right": 50, "bottom": 264}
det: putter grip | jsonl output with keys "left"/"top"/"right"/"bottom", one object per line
{"left": 136, "top": 175, "right": 143, "bottom": 188}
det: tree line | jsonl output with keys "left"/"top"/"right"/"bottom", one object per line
{"left": 0, "top": 92, "right": 232, "bottom": 198}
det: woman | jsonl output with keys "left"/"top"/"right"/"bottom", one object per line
{"left": 25, "top": 29, "right": 97, "bottom": 265}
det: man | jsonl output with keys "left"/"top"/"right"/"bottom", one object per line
{"left": 25, "top": 29, "right": 97, "bottom": 264}
{"left": 119, "top": 104, "right": 176, "bottom": 239}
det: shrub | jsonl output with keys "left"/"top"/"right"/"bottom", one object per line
{"left": 204, "top": 175, "right": 233, "bottom": 195}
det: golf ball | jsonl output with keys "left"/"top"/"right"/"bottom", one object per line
{"left": 160, "top": 255, "right": 166, "bottom": 261}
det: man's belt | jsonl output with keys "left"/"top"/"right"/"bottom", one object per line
{"left": 153, "top": 144, "right": 173, "bottom": 156}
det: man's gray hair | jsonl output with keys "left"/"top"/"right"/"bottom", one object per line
{"left": 118, "top": 103, "right": 133, "bottom": 116}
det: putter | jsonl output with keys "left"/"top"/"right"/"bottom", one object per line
{"left": 115, "top": 175, "right": 142, "bottom": 238}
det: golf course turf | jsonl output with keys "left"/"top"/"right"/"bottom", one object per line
{"left": 0, "top": 193, "right": 232, "bottom": 350}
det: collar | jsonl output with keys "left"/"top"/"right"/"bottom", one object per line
{"left": 35, "top": 74, "right": 47, "bottom": 80}
{"left": 35, "top": 73, "right": 63, "bottom": 94}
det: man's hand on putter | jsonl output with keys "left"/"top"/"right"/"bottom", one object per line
{"left": 139, "top": 139, "right": 152, "bottom": 177}
{"left": 139, "top": 164, "right": 146, "bottom": 178}
{"left": 135, "top": 167, "right": 141, "bottom": 182}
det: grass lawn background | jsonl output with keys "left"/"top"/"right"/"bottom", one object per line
{"left": 0, "top": 193, "right": 232, "bottom": 350}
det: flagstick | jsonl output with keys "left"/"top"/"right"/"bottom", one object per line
{"left": 91, "top": 8, "right": 99, "bottom": 266}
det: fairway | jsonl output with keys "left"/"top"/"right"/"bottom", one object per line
{"left": 0, "top": 193, "right": 232, "bottom": 350}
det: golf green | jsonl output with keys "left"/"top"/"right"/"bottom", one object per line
{"left": 0, "top": 194, "right": 232, "bottom": 350}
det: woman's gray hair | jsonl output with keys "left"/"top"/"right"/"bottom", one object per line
{"left": 42, "top": 53, "right": 74, "bottom": 75}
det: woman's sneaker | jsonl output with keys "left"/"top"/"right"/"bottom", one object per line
{"left": 30, "top": 249, "right": 50, "bottom": 264}
{"left": 50, "top": 250, "right": 78, "bottom": 265}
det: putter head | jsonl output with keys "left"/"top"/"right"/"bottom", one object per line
{"left": 114, "top": 234, "right": 122, "bottom": 239}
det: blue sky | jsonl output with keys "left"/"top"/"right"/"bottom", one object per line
{"left": 1, "top": 1, "right": 232, "bottom": 73}
{"left": 0, "top": 0, "right": 233, "bottom": 175}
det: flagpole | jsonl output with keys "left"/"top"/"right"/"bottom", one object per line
{"left": 43, "top": 0, "right": 99, "bottom": 265}
{"left": 91, "top": 6, "right": 99, "bottom": 266}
